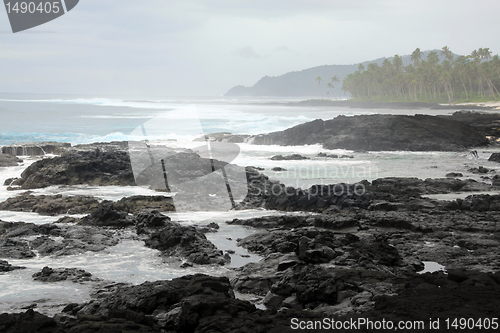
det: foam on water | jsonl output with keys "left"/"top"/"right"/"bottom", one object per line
{"left": 418, "top": 261, "right": 447, "bottom": 274}
{"left": 0, "top": 211, "right": 85, "bottom": 224}
{"left": 28, "top": 185, "right": 166, "bottom": 202}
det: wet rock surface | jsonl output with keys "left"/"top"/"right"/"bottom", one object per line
{"left": 240, "top": 170, "right": 497, "bottom": 213}
{"left": 137, "top": 211, "right": 227, "bottom": 265}
{"left": 0, "top": 192, "right": 100, "bottom": 216}
{"left": 16, "top": 149, "right": 136, "bottom": 189}
{"left": 0, "top": 221, "right": 120, "bottom": 258}
{"left": 2, "top": 141, "right": 500, "bottom": 330}
{"left": 489, "top": 152, "right": 500, "bottom": 163}
{"left": 77, "top": 203, "right": 135, "bottom": 228}
{"left": 0, "top": 259, "right": 25, "bottom": 272}
{"left": 113, "top": 195, "right": 175, "bottom": 213}
{"left": 0, "top": 142, "right": 71, "bottom": 156}
{"left": 0, "top": 192, "right": 175, "bottom": 216}
{"left": 249, "top": 114, "right": 489, "bottom": 151}
{"left": 0, "top": 154, "right": 23, "bottom": 167}
{"left": 270, "top": 154, "right": 309, "bottom": 160}
{"left": 32, "top": 267, "right": 99, "bottom": 283}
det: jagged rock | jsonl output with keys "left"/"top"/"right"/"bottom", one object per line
{"left": 0, "top": 142, "right": 70, "bottom": 156}
{"left": 489, "top": 152, "right": 500, "bottom": 163}
{"left": 114, "top": 195, "right": 175, "bottom": 214}
{"left": 0, "top": 154, "right": 23, "bottom": 167}
{"left": 317, "top": 152, "right": 338, "bottom": 158}
{"left": 271, "top": 167, "right": 287, "bottom": 171}
{"left": 0, "top": 192, "right": 100, "bottom": 216}
{"left": 65, "top": 274, "right": 254, "bottom": 331}
{"left": 251, "top": 114, "right": 489, "bottom": 151}
{"left": 138, "top": 211, "right": 226, "bottom": 265}
{"left": 468, "top": 166, "right": 491, "bottom": 174}
{"left": 446, "top": 172, "right": 463, "bottom": 178}
{"left": 32, "top": 266, "right": 98, "bottom": 283}
{"left": 78, "top": 204, "right": 135, "bottom": 228}
{"left": 0, "top": 309, "right": 64, "bottom": 333}
{"left": 270, "top": 154, "right": 309, "bottom": 160}
{"left": 17, "top": 149, "right": 135, "bottom": 189}
{"left": 0, "top": 221, "right": 120, "bottom": 257}
{"left": 0, "top": 259, "right": 25, "bottom": 272}
{"left": 0, "top": 238, "right": 36, "bottom": 259}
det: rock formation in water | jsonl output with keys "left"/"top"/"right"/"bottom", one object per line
{"left": 0, "top": 142, "right": 71, "bottom": 156}
{"left": 250, "top": 114, "right": 489, "bottom": 151}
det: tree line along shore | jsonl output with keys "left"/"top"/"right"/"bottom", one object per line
{"left": 321, "top": 47, "right": 500, "bottom": 104}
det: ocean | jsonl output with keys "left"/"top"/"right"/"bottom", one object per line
{"left": 1, "top": 94, "right": 499, "bottom": 315}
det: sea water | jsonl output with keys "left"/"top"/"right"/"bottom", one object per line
{"left": 0, "top": 94, "right": 499, "bottom": 314}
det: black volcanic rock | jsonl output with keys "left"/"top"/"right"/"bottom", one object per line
{"left": 0, "top": 221, "right": 120, "bottom": 257}
{"left": 0, "top": 193, "right": 176, "bottom": 216}
{"left": 489, "top": 153, "right": 500, "bottom": 163}
{"left": 270, "top": 154, "right": 309, "bottom": 160}
{"left": 18, "top": 149, "right": 135, "bottom": 189}
{"left": 78, "top": 203, "right": 135, "bottom": 228}
{"left": 114, "top": 195, "right": 175, "bottom": 213}
{"left": 1, "top": 142, "right": 70, "bottom": 156}
{"left": 251, "top": 114, "right": 489, "bottom": 151}
{"left": 137, "top": 211, "right": 226, "bottom": 265}
{"left": 0, "top": 259, "right": 25, "bottom": 272}
{"left": 0, "top": 238, "right": 36, "bottom": 259}
{"left": 0, "top": 154, "right": 23, "bottom": 167}
{"left": 78, "top": 202, "right": 135, "bottom": 228}
{"left": 0, "top": 192, "right": 100, "bottom": 216}
{"left": 0, "top": 310, "right": 64, "bottom": 333}
{"left": 32, "top": 266, "right": 98, "bottom": 283}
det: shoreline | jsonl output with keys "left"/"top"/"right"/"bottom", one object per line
{"left": 1, "top": 143, "right": 500, "bottom": 331}
{"left": 284, "top": 99, "right": 500, "bottom": 110}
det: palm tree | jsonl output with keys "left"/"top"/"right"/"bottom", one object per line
{"left": 341, "top": 47, "right": 499, "bottom": 102}
{"left": 441, "top": 46, "right": 454, "bottom": 62}
{"left": 315, "top": 76, "right": 323, "bottom": 99}
{"left": 411, "top": 48, "right": 423, "bottom": 67}
{"left": 479, "top": 48, "right": 492, "bottom": 60}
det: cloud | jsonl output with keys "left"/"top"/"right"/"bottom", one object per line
{"left": 234, "top": 46, "right": 262, "bottom": 59}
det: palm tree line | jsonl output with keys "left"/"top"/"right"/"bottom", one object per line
{"left": 338, "top": 47, "right": 500, "bottom": 102}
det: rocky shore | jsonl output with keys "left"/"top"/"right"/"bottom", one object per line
{"left": 208, "top": 111, "right": 500, "bottom": 151}
{"left": 1, "top": 140, "right": 500, "bottom": 332}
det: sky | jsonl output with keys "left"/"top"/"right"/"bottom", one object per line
{"left": 0, "top": 0, "right": 500, "bottom": 97}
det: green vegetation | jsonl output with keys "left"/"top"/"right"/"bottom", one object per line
{"left": 341, "top": 47, "right": 500, "bottom": 103}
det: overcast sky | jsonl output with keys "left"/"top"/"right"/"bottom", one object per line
{"left": 1, "top": 0, "right": 499, "bottom": 97}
